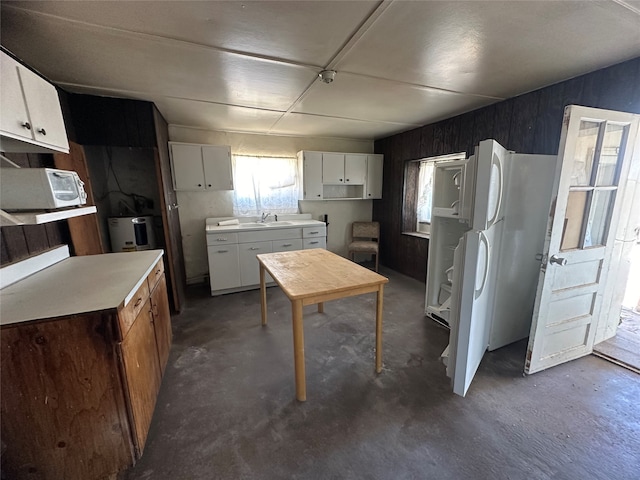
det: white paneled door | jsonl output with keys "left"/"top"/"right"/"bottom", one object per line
{"left": 526, "top": 106, "right": 640, "bottom": 374}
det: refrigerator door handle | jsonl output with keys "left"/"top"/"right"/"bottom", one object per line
{"left": 487, "top": 156, "right": 504, "bottom": 226}
{"left": 475, "top": 231, "right": 490, "bottom": 299}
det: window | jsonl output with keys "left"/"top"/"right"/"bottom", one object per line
{"left": 416, "top": 161, "right": 435, "bottom": 234}
{"left": 403, "top": 152, "right": 466, "bottom": 237}
{"left": 232, "top": 155, "right": 301, "bottom": 216}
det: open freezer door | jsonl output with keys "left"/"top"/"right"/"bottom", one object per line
{"left": 471, "top": 140, "right": 509, "bottom": 230}
{"left": 448, "top": 222, "right": 503, "bottom": 396}
{"left": 526, "top": 105, "right": 640, "bottom": 374}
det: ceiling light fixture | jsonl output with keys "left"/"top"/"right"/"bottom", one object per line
{"left": 318, "top": 70, "right": 337, "bottom": 84}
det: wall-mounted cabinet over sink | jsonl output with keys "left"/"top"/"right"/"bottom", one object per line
{"left": 0, "top": 50, "right": 69, "bottom": 154}
{"left": 169, "top": 142, "right": 233, "bottom": 191}
{"left": 299, "top": 150, "right": 383, "bottom": 200}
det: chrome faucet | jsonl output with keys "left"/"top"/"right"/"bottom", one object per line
{"left": 260, "top": 212, "right": 271, "bottom": 223}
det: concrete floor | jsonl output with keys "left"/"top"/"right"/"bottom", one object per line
{"left": 126, "top": 266, "right": 640, "bottom": 480}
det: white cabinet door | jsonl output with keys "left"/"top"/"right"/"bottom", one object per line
{"left": 208, "top": 245, "right": 240, "bottom": 291}
{"left": 202, "top": 145, "right": 233, "bottom": 190}
{"left": 0, "top": 53, "right": 31, "bottom": 142}
{"left": 170, "top": 144, "right": 205, "bottom": 191}
{"left": 344, "top": 154, "right": 366, "bottom": 184}
{"left": 322, "top": 153, "right": 345, "bottom": 184}
{"left": 526, "top": 106, "right": 640, "bottom": 374}
{"left": 303, "top": 151, "right": 323, "bottom": 199}
{"left": 0, "top": 52, "right": 68, "bottom": 153}
{"left": 17, "top": 65, "right": 68, "bottom": 151}
{"left": 365, "top": 154, "right": 384, "bottom": 199}
{"left": 239, "top": 241, "right": 273, "bottom": 286}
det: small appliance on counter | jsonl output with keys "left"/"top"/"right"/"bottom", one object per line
{"left": 108, "top": 216, "right": 155, "bottom": 252}
{"left": 0, "top": 168, "right": 87, "bottom": 209}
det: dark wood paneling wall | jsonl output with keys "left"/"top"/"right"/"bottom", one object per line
{"left": 65, "top": 94, "right": 156, "bottom": 148}
{"left": 374, "top": 57, "right": 640, "bottom": 282}
{"left": 0, "top": 152, "right": 71, "bottom": 265}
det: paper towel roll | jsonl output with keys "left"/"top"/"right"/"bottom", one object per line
{"left": 218, "top": 219, "right": 240, "bottom": 226}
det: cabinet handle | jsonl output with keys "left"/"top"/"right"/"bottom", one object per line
{"left": 368, "top": 194, "right": 372, "bottom": 196}
{"left": 134, "top": 297, "right": 143, "bottom": 307}
{"left": 346, "top": 178, "right": 350, "bottom": 182}
{"left": 217, "top": 249, "right": 228, "bottom": 253}
{"left": 282, "top": 243, "right": 292, "bottom": 247}
{"left": 216, "top": 238, "right": 228, "bottom": 241}
{"left": 208, "top": 184, "right": 212, "bottom": 187}
{"left": 339, "top": 178, "right": 343, "bottom": 182}
{"left": 310, "top": 231, "right": 319, "bottom": 234}
{"left": 21, "top": 121, "right": 31, "bottom": 130}
{"left": 198, "top": 184, "right": 202, "bottom": 187}
{"left": 310, "top": 241, "right": 319, "bottom": 244}
{"left": 155, "top": 268, "right": 162, "bottom": 276}
{"left": 37, "top": 128, "right": 46, "bottom": 135}
{"left": 250, "top": 247, "right": 260, "bottom": 251}
{"left": 317, "top": 194, "right": 321, "bottom": 197}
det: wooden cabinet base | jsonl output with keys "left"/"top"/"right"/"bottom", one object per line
{"left": 0, "top": 261, "right": 172, "bottom": 479}
{"left": 0, "top": 313, "right": 135, "bottom": 479}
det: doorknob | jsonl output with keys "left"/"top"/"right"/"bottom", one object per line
{"left": 549, "top": 255, "right": 567, "bottom": 266}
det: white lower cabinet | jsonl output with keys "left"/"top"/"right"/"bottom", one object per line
{"left": 239, "top": 241, "right": 273, "bottom": 286}
{"left": 207, "top": 245, "right": 240, "bottom": 291}
{"left": 207, "top": 224, "right": 326, "bottom": 295}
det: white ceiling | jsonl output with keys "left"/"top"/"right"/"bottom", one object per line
{"left": 1, "top": 1, "right": 639, "bottom": 141}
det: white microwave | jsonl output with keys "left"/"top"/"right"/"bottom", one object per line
{"left": 0, "top": 168, "right": 88, "bottom": 209}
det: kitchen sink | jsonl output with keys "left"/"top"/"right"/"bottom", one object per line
{"left": 271, "top": 221, "right": 293, "bottom": 226}
{"left": 240, "top": 222, "right": 268, "bottom": 227}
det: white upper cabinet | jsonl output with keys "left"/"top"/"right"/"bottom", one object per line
{"left": 202, "top": 145, "right": 234, "bottom": 190}
{"left": 344, "top": 154, "right": 367, "bottom": 184}
{"left": 300, "top": 151, "right": 323, "bottom": 199}
{"left": 169, "top": 142, "right": 233, "bottom": 191}
{"left": 0, "top": 51, "right": 69, "bottom": 153}
{"left": 322, "top": 153, "right": 366, "bottom": 185}
{"left": 365, "top": 154, "right": 383, "bottom": 199}
{"left": 322, "top": 153, "right": 346, "bottom": 184}
{"left": 300, "top": 150, "right": 383, "bottom": 200}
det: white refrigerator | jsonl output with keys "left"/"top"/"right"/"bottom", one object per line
{"left": 425, "top": 139, "right": 557, "bottom": 397}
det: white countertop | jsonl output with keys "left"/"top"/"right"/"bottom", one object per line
{"left": 0, "top": 250, "right": 163, "bottom": 326}
{"left": 205, "top": 216, "right": 326, "bottom": 234}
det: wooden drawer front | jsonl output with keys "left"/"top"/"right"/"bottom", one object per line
{"left": 118, "top": 281, "right": 150, "bottom": 339}
{"left": 303, "top": 226, "right": 326, "bottom": 238}
{"left": 146, "top": 259, "right": 165, "bottom": 292}
{"left": 206, "top": 232, "right": 239, "bottom": 246}
{"left": 303, "top": 237, "right": 326, "bottom": 249}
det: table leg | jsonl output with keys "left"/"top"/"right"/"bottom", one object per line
{"left": 292, "top": 299, "right": 306, "bottom": 401}
{"left": 375, "top": 284, "right": 384, "bottom": 373}
{"left": 260, "top": 264, "right": 267, "bottom": 326}
{"left": 317, "top": 302, "right": 324, "bottom": 313}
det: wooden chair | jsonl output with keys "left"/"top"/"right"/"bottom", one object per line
{"left": 348, "top": 221, "right": 380, "bottom": 271}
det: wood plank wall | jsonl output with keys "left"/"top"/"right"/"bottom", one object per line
{"left": 1, "top": 152, "right": 71, "bottom": 265}
{"left": 373, "top": 57, "right": 640, "bottom": 282}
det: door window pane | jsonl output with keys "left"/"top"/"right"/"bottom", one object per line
{"left": 560, "top": 191, "right": 587, "bottom": 251}
{"left": 595, "top": 123, "right": 626, "bottom": 186}
{"left": 584, "top": 190, "right": 614, "bottom": 247}
{"left": 570, "top": 121, "right": 600, "bottom": 186}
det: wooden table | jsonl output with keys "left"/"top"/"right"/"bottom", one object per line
{"left": 257, "top": 248, "right": 389, "bottom": 401}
